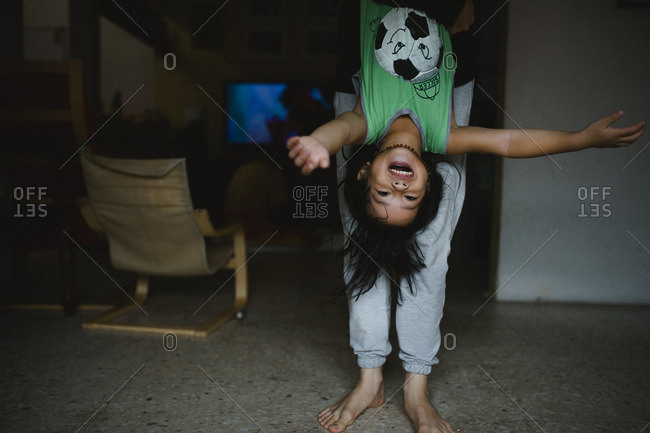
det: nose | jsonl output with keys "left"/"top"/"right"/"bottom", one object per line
{"left": 392, "top": 180, "right": 408, "bottom": 191}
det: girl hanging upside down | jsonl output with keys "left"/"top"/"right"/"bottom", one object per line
{"left": 287, "top": 1, "right": 645, "bottom": 432}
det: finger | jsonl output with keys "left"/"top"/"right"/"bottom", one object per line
{"left": 288, "top": 144, "right": 303, "bottom": 160}
{"left": 319, "top": 156, "right": 330, "bottom": 169}
{"left": 301, "top": 163, "right": 314, "bottom": 175}
{"left": 293, "top": 150, "right": 310, "bottom": 167}
{"left": 286, "top": 135, "right": 300, "bottom": 149}
{"left": 602, "top": 110, "right": 625, "bottom": 127}
{"left": 605, "top": 110, "right": 623, "bottom": 125}
{"left": 626, "top": 121, "right": 646, "bottom": 138}
{"left": 289, "top": 143, "right": 311, "bottom": 161}
{"left": 288, "top": 144, "right": 300, "bottom": 159}
{"left": 618, "top": 122, "right": 646, "bottom": 145}
{"left": 612, "top": 121, "right": 646, "bottom": 143}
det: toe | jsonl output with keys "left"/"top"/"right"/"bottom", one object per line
{"left": 319, "top": 414, "right": 332, "bottom": 428}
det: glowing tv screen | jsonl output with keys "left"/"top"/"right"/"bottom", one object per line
{"left": 225, "top": 82, "right": 334, "bottom": 147}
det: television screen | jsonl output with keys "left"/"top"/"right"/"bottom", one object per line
{"left": 226, "top": 82, "right": 334, "bottom": 147}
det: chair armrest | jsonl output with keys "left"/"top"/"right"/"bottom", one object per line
{"left": 194, "top": 209, "right": 243, "bottom": 238}
{"left": 77, "top": 197, "right": 104, "bottom": 233}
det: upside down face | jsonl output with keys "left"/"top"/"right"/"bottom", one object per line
{"left": 358, "top": 146, "right": 429, "bottom": 226}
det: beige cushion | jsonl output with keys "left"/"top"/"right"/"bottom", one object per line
{"left": 81, "top": 149, "right": 230, "bottom": 277}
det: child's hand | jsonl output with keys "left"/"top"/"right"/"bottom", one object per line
{"left": 286, "top": 135, "right": 330, "bottom": 175}
{"left": 581, "top": 111, "right": 645, "bottom": 149}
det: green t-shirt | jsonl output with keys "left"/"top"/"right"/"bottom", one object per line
{"left": 360, "top": 0, "right": 455, "bottom": 154}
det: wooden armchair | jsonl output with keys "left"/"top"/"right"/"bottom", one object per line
{"left": 79, "top": 149, "right": 248, "bottom": 337}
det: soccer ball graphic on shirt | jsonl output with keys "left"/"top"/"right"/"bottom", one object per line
{"left": 373, "top": 8, "right": 444, "bottom": 99}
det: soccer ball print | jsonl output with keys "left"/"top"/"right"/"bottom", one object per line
{"left": 374, "top": 8, "right": 443, "bottom": 83}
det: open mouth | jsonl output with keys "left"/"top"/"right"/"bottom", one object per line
{"left": 388, "top": 162, "right": 414, "bottom": 178}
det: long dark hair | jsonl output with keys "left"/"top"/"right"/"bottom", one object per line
{"left": 340, "top": 144, "right": 449, "bottom": 302}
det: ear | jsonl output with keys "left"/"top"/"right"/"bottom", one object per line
{"left": 357, "top": 162, "right": 371, "bottom": 181}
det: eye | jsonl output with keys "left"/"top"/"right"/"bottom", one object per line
{"left": 405, "top": 195, "right": 418, "bottom": 201}
{"left": 392, "top": 41, "right": 406, "bottom": 55}
{"left": 418, "top": 43, "right": 431, "bottom": 60}
{"left": 377, "top": 190, "right": 389, "bottom": 197}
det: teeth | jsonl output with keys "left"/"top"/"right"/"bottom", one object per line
{"left": 389, "top": 168, "right": 412, "bottom": 176}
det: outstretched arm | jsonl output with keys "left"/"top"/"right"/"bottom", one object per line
{"left": 287, "top": 96, "right": 367, "bottom": 175}
{"left": 447, "top": 111, "right": 646, "bottom": 157}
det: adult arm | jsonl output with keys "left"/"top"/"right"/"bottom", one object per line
{"left": 448, "top": 0, "right": 475, "bottom": 34}
{"left": 446, "top": 111, "right": 646, "bottom": 157}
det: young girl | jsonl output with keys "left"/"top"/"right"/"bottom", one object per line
{"left": 287, "top": 2, "right": 645, "bottom": 432}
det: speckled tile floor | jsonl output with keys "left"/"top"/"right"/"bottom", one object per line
{"left": 1, "top": 247, "right": 649, "bottom": 433}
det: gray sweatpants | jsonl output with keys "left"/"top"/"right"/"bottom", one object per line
{"left": 335, "top": 81, "right": 473, "bottom": 375}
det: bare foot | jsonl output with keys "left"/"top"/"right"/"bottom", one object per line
{"left": 318, "top": 367, "right": 385, "bottom": 433}
{"left": 403, "top": 373, "right": 456, "bottom": 433}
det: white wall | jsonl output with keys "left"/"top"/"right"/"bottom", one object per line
{"left": 23, "top": 0, "right": 68, "bottom": 27}
{"left": 22, "top": 1, "right": 154, "bottom": 114}
{"left": 100, "top": 17, "right": 154, "bottom": 116}
{"left": 496, "top": 0, "right": 650, "bottom": 304}
{"left": 23, "top": 0, "right": 69, "bottom": 60}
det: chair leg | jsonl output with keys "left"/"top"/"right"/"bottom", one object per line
{"left": 82, "top": 275, "right": 150, "bottom": 330}
{"left": 133, "top": 275, "right": 149, "bottom": 304}
{"left": 83, "top": 269, "right": 248, "bottom": 338}
{"left": 192, "top": 228, "right": 249, "bottom": 337}
{"left": 232, "top": 228, "right": 248, "bottom": 313}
